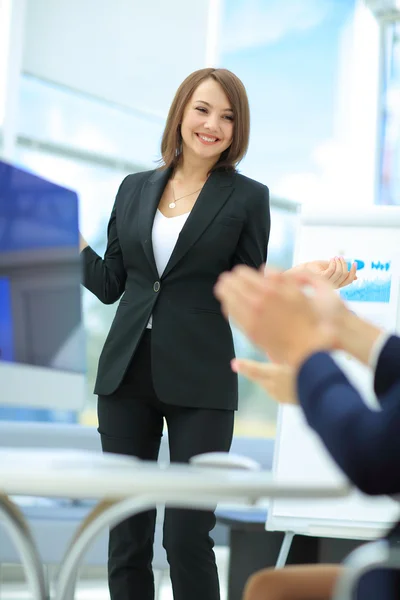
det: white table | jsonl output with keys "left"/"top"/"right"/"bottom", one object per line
{"left": 0, "top": 448, "right": 351, "bottom": 600}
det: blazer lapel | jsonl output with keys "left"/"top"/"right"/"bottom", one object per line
{"left": 162, "top": 170, "right": 235, "bottom": 279}
{"left": 139, "top": 167, "right": 172, "bottom": 275}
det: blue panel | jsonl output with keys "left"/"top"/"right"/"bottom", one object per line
{"left": 0, "top": 277, "right": 13, "bottom": 361}
{"left": 0, "top": 406, "right": 77, "bottom": 423}
{"left": 0, "top": 160, "right": 79, "bottom": 252}
{"left": 0, "top": 160, "right": 83, "bottom": 423}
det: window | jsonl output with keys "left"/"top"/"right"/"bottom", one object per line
{"left": 232, "top": 200, "right": 299, "bottom": 437}
{"left": 378, "top": 22, "right": 400, "bottom": 205}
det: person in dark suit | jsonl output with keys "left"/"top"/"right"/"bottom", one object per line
{"left": 80, "top": 67, "right": 356, "bottom": 600}
{"left": 214, "top": 266, "right": 400, "bottom": 600}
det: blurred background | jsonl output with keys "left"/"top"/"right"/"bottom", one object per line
{"left": 1, "top": 0, "right": 399, "bottom": 437}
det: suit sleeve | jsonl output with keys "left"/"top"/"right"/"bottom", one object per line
{"left": 297, "top": 352, "right": 400, "bottom": 496}
{"left": 374, "top": 335, "right": 400, "bottom": 400}
{"left": 81, "top": 175, "right": 130, "bottom": 305}
{"left": 232, "top": 185, "right": 270, "bottom": 268}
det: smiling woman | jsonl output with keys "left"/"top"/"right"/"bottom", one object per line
{"left": 79, "top": 67, "right": 270, "bottom": 600}
{"left": 180, "top": 81, "right": 234, "bottom": 161}
{"left": 160, "top": 68, "right": 250, "bottom": 173}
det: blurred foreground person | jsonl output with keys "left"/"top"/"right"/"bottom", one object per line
{"left": 215, "top": 267, "right": 400, "bottom": 600}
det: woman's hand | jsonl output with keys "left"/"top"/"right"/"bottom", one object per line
{"left": 232, "top": 359, "right": 297, "bottom": 404}
{"left": 289, "top": 257, "right": 357, "bottom": 289}
{"left": 79, "top": 233, "right": 89, "bottom": 252}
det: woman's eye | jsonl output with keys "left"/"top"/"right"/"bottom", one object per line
{"left": 195, "top": 107, "right": 233, "bottom": 121}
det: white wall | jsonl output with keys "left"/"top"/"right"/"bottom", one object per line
{"left": 0, "top": 0, "right": 26, "bottom": 159}
{"left": 23, "top": 0, "right": 214, "bottom": 117}
{"left": 0, "top": 0, "right": 13, "bottom": 127}
{"left": 332, "top": 0, "right": 380, "bottom": 207}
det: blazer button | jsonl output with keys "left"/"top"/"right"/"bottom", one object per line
{"left": 153, "top": 281, "right": 160, "bottom": 292}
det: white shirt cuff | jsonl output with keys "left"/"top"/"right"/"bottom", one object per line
{"left": 368, "top": 332, "right": 391, "bottom": 372}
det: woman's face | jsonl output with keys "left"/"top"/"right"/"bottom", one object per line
{"left": 180, "top": 78, "right": 234, "bottom": 164}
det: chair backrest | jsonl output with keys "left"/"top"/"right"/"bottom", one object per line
{"left": 332, "top": 539, "right": 400, "bottom": 600}
{"left": 147, "top": 435, "right": 275, "bottom": 469}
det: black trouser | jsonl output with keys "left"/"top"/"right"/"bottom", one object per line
{"left": 97, "top": 330, "right": 235, "bottom": 600}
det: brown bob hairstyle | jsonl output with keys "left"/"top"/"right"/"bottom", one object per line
{"left": 160, "top": 68, "right": 250, "bottom": 173}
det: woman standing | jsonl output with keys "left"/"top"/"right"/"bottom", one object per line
{"left": 80, "top": 67, "right": 354, "bottom": 600}
{"left": 81, "top": 68, "right": 268, "bottom": 600}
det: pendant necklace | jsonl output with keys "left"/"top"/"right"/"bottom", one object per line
{"left": 169, "top": 182, "right": 203, "bottom": 209}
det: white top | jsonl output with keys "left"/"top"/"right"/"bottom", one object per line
{"left": 147, "top": 210, "right": 190, "bottom": 328}
{"left": 152, "top": 209, "right": 190, "bottom": 276}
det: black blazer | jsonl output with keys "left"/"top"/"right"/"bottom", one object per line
{"left": 82, "top": 167, "right": 270, "bottom": 410}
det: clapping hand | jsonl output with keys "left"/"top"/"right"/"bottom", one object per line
{"left": 215, "top": 266, "right": 336, "bottom": 369}
{"left": 232, "top": 359, "right": 297, "bottom": 404}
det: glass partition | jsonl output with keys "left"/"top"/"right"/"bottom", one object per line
{"left": 378, "top": 21, "right": 400, "bottom": 205}
{"left": 232, "top": 199, "right": 299, "bottom": 437}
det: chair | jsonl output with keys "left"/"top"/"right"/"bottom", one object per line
{"left": 332, "top": 539, "right": 400, "bottom": 600}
